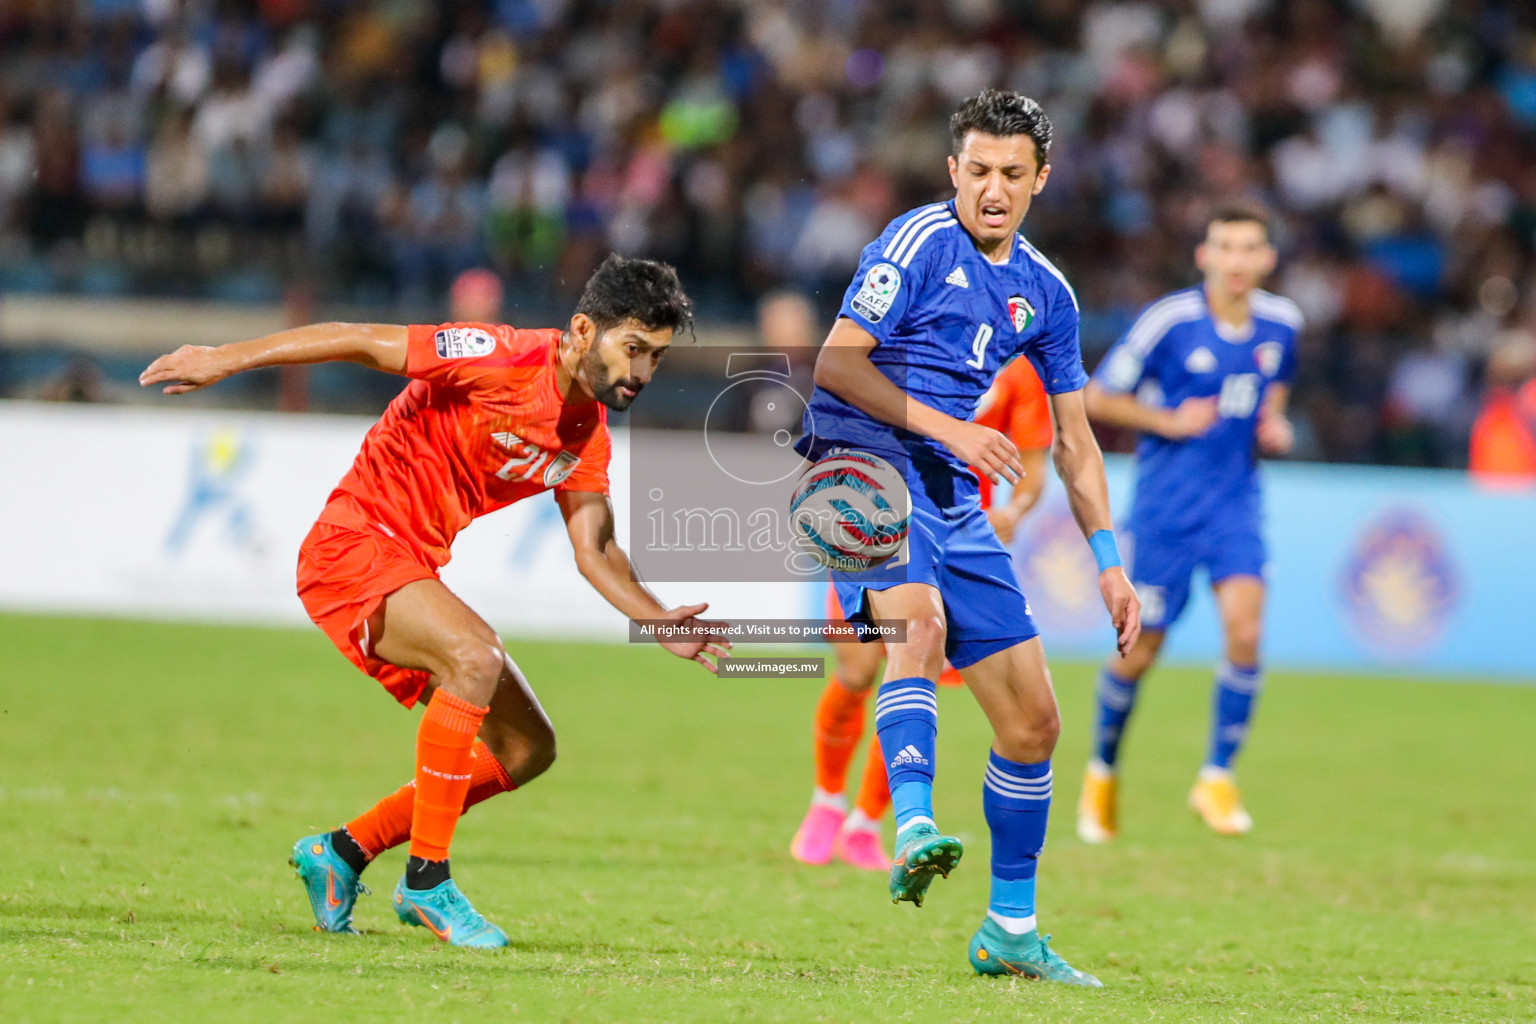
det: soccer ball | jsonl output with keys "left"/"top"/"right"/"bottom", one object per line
{"left": 789, "top": 451, "right": 911, "bottom": 572}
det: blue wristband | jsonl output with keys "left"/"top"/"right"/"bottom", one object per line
{"left": 1088, "top": 530, "right": 1122, "bottom": 573}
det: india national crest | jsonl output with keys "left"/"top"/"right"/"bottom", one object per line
{"left": 1008, "top": 295, "right": 1036, "bottom": 333}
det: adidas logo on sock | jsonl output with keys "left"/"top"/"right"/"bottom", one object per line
{"left": 945, "top": 266, "right": 968, "bottom": 288}
{"left": 889, "top": 744, "right": 930, "bottom": 768}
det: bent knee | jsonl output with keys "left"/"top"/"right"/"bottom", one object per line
{"left": 483, "top": 722, "right": 557, "bottom": 784}
{"left": 1224, "top": 624, "right": 1262, "bottom": 665}
{"left": 994, "top": 707, "right": 1061, "bottom": 762}
{"left": 904, "top": 613, "right": 947, "bottom": 655}
{"left": 442, "top": 637, "right": 508, "bottom": 690}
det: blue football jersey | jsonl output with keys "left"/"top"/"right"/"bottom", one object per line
{"left": 1093, "top": 286, "right": 1302, "bottom": 535}
{"left": 797, "top": 200, "right": 1088, "bottom": 486}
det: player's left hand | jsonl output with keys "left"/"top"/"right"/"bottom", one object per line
{"left": 653, "top": 602, "right": 733, "bottom": 674}
{"left": 1098, "top": 567, "right": 1141, "bottom": 657}
{"left": 1257, "top": 411, "right": 1294, "bottom": 455}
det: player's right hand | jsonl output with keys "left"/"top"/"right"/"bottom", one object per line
{"left": 939, "top": 418, "right": 1022, "bottom": 484}
{"left": 139, "top": 345, "right": 232, "bottom": 394}
{"left": 1167, "top": 396, "right": 1219, "bottom": 439}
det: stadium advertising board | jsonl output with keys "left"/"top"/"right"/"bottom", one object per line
{"left": 1006, "top": 460, "right": 1536, "bottom": 678}
{"left": 0, "top": 403, "right": 808, "bottom": 636}
{"left": 1, "top": 401, "right": 1531, "bottom": 677}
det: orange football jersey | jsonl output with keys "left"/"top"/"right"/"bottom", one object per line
{"left": 316, "top": 322, "right": 610, "bottom": 568}
{"left": 972, "top": 356, "right": 1053, "bottom": 507}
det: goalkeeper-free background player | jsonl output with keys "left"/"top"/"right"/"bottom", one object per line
{"left": 140, "top": 255, "right": 731, "bottom": 948}
{"left": 795, "top": 90, "right": 1140, "bottom": 985}
{"left": 1077, "top": 205, "right": 1301, "bottom": 841}
{"left": 791, "top": 356, "right": 1055, "bottom": 873}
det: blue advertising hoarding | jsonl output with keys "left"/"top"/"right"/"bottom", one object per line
{"left": 1008, "top": 457, "right": 1536, "bottom": 680}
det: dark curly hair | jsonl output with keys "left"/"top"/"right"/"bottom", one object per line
{"left": 950, "top": 89, "right": 1054, "bottom": 168}
{"left": 575, "top": 254, "right": 694, "bottom": 336}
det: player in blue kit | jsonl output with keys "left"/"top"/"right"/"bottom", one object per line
{"left": 1076, "top": 204, "right": 1302, "bottom": 842}
{"left": 796, "top": 90, "right": 1140, "bottom": 985}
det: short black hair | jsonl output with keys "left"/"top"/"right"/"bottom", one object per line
{"left": 950, "top": 89, "right": 1053, "bottom": 167}
{"left": 575, "top": 254, "right": 694, "bottom": 336}
{"left": 1207, "top": 201, "right": 1271, "bottom": 237}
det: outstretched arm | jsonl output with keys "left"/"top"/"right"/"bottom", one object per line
{"left": 1084, "top": 380, "right": 1219, "bottom": 440}
{"left": 1049, "top": 388, "right": 1141, "bottom": 655}
{"left": 556, "top": 489, "right": 731, "bottom": 673}
{"left": 139, "top": 323, "right": 409, "bottom": 395}
{"left": 814, "top": 318, "right": 1023, "bottom": 484}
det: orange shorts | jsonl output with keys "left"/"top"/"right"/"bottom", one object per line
{"left": 296, "top": 521, "right": 439, "bottom": 708}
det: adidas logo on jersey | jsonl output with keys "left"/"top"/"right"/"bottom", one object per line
{"left": 945, "top": 266, "right": 969, "bottom": 288}
{"left": 1185, "top": 347, "right": 1217, "bottom": 373}
{"left": 890, "top": 744, "right": 930, "bottom": 768}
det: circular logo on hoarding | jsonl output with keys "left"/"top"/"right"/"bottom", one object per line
{"left": 1339, "top": 508, "right": 1459, "bottom": 657}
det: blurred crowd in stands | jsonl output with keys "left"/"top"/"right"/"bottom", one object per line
{"left": 3, "top": 0, "right": 1536, "bottom": 471}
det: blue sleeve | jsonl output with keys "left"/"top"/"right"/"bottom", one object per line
{"left": 838, "top": 224, "right": 935, "bottom": 344}
{"left": 1025, "top": 278, "right": 1089, "bottom": 395}
{"left": 1092, "top": 301, "right": 1169, "bottom": 395}
{"left": 1277, "top": 326, "right": 1299, "bottom": 385}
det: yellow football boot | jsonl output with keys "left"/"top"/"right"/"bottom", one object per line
{"left": 1076, "top": 763, "right": 1119, "bottom": 844}
{"left": 1189, "top": 769, "right": 1253, "bottom": 836}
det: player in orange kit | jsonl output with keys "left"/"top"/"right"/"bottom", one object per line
{"left": 140, "top": 255, "right": 730, "bottom": 947}
{"left": 791, "top": 356, "right": 1054, "bottom": 870}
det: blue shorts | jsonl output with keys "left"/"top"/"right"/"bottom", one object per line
{"left": 1129, "top": 522, "right": 1266, "bottom": 632}
{"left": 832, "top": 468, "right": 1037, "bottom": 670}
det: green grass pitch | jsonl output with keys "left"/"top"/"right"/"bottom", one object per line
{"left": 1, "top": 612, "right": 1533, "bottom": 1023}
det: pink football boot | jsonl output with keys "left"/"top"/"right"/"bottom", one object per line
{"left": 835, "top": 824, "right": 890, "bottom": 871}
{"left": 790, "top": 804, "right": 846, "bottom": 865}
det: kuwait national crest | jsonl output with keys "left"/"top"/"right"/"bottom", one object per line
{"left": 1008, "top": 295, "right": 1036, "bottom": 333}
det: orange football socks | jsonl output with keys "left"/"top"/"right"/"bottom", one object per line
{"left": 854, "top": 735, "right": 892, "bottom": 820}
{"left": 408, "top": 690, "right": 490, "bottom": 862}
{"left": 813, "top": 676, "right": 870, "bottom": 796}
{"left": 345, "top": 742, "right": 515, "bottom": 859}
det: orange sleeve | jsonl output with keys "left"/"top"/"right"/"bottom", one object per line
{"left": 1005, "top": 358, "right": 1054, "bottom": 451}
{"left": 405, "top": 322, "right": 520, "bottom": 391}
{"left": 555, "top": 421, "right": 612, "bottom": 494}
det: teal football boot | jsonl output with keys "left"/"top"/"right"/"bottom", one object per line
{"left": 290, "top": 833, "right": 369, "bottom": 934}
{"left": 968, "top": 918, "right": 1103, "bottom": 986}
{"left": 392, "top": 876, "right": 508, "bottom": 948}
{"left": 888, "top": 822, "right": 963, "bottom": 906}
